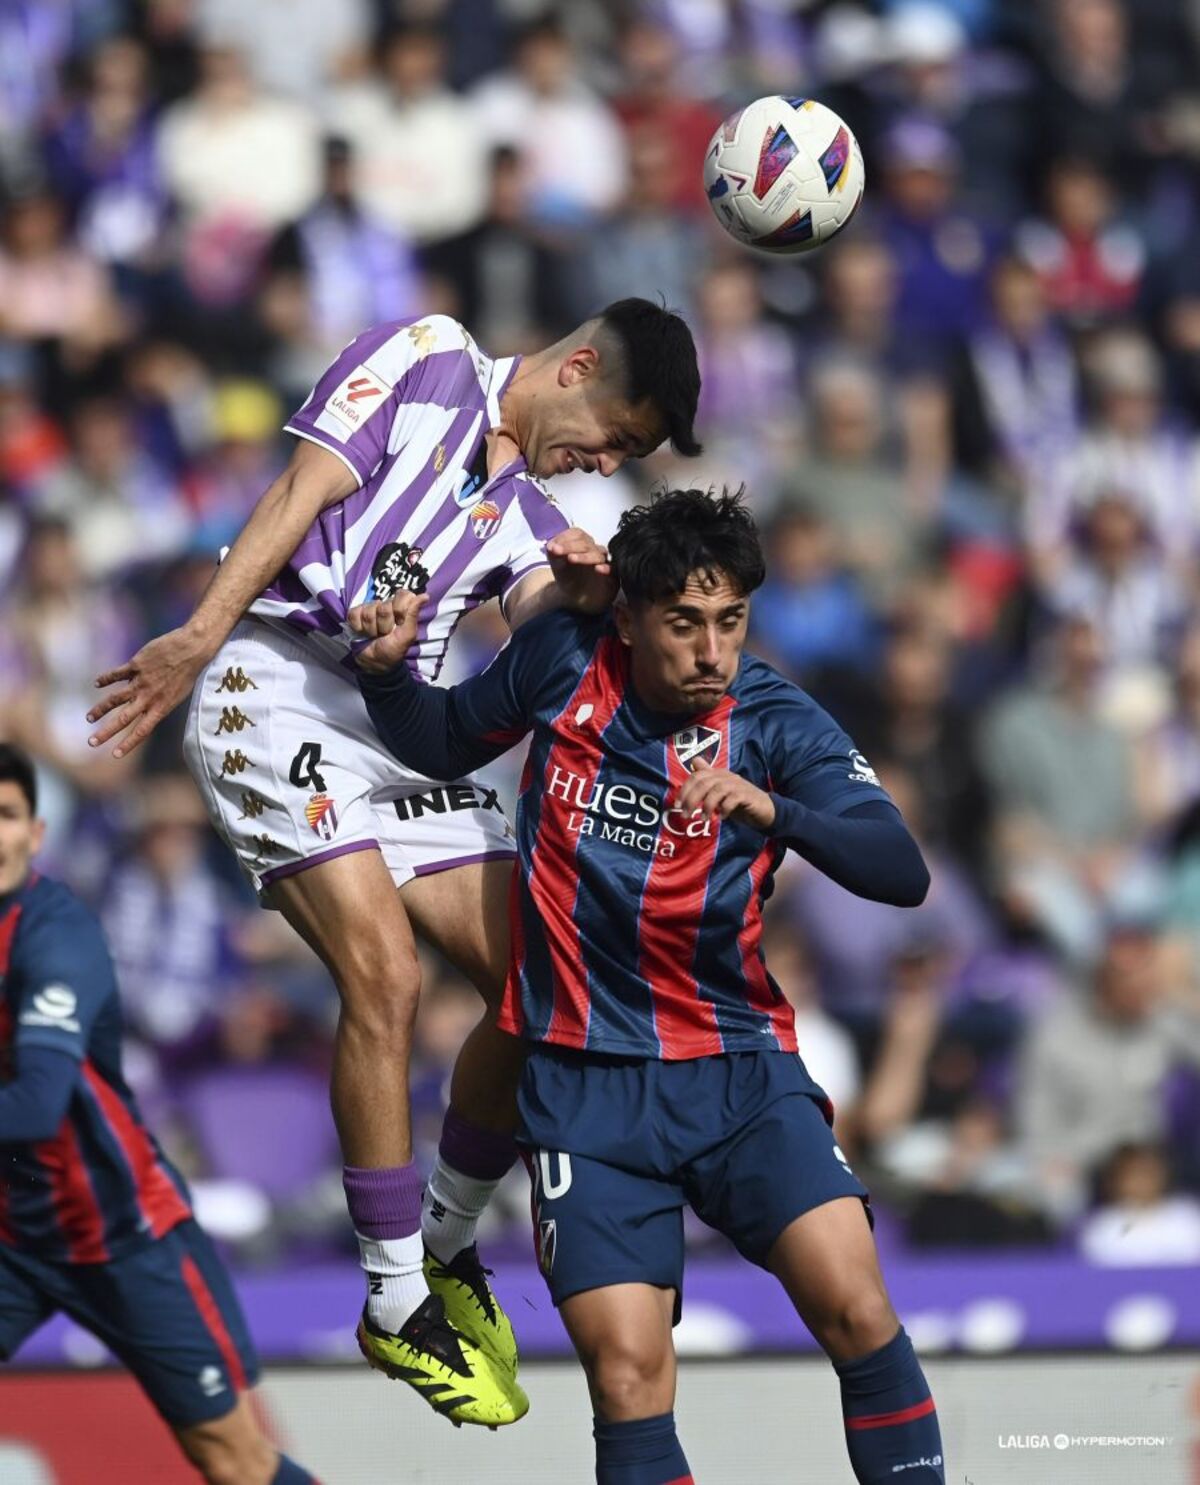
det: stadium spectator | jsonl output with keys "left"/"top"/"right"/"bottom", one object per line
{"left": 194, "top": 0, "right": 371, "bottom": 100}
{"left": 778, "top": 355, "right": 926, "bottom": 603}
{"left": 419, "top": 145, "right": 571, "bottom": 353}
{"left": 472, "top": 18, "right": 628, "bottom": 228}
{"left": 33, "top": 394, "right": 191, "bottom": 582}
{"left": 1079, "top": 1142, "right": 1200, "bottom": 1265}
{"left": 332, "top": 23, "right": 488, "bottom": 244}
{"left": 748, "top": 507, "right": 879, "bottom": 681}
{"left": 1016, "top": 919, "right": 1200, "bottom": 1222}
{"left": 978, "top": 613, "right": 1146, "bottom": 959}
{"left": 692, "top": 259, "right": 802, "bottom": 500}
{"left": 1016, "top": 156, "right": 1146, "bottom": 329}
{"left": 264, "top": 136, "right": 423, "bottom": 372}
{"left": 156, "top": 43, "right": 321, "bottom": 303}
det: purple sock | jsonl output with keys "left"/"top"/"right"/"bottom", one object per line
{"left": 342, "top": 1162, "right": 423, "bottom": 1239}
{"left": 438, "top": 1107, "right": 518, "bottom": 1182}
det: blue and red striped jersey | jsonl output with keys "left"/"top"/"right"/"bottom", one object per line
{"left": 0, "top": 873, "right": 191, "bottom": 1263}
{"left": 404, "top": 610, "right": 892, "bottom": 1059}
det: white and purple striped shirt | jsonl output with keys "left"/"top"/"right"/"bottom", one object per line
{"left": 251, "top": 314, "right": 567, "bottom": 680}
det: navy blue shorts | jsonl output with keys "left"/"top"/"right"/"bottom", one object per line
{"left": 0, "top": 1219, "right": 259, "bottom": 1427}
{"left": 517, "top": 1047, "right": 870, "bottom": 1312}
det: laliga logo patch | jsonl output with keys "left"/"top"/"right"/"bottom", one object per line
{"left": 673, "top": 725, "right": 722, "bottom": 772}
{"left": 537, "top": 1219, "right": 557, "bottom": 1276}
{"left": 304, "top": 793, "right": 339, "bottom": 841}
{"left": 470, "top": 498, "right": 501, "bottom": 540}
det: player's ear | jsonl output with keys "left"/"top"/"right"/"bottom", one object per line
{"left": 613, "top": 594, "right": 634, "bottom": 647}
{"left": 558, "top": 345, "right": 600, "bottom": 387}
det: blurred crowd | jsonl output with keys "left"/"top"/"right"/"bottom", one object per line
{"left": 4, "top": 0, "right": 1200, "bottom": 1272}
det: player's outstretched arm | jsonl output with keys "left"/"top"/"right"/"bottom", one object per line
{"left": 352, "top": 593, "right": 539, "bottom": 779}
{"left": 504, "top": 528, "right": 615, "bottom": 629}
{"left": 87, "top": 439, "right": 357, "bottom": 759}
{"left": 675, "top": 758, "right": 929, "bottom": 907}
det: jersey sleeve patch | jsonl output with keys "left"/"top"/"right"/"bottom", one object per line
{"left": 321, "top": 364, "right": 391, "bottom": 435}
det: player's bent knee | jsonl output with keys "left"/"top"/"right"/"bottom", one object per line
{"left": 176, "top": 1402, "right": 278, "bottom": 1485}
{"left": 588, "top": 1344, "right": 674, "bottom": 1421}
{"left": 819, "top": 1284, "right": 899, "bottom": 1359}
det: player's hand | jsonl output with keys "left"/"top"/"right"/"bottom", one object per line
{"left": 674, "top": 758, "right": 776, "bottom": 831}
{"left": 348, "top": 593, "right": 426, "bottom": 673}
{"left": 88, "top": 626, "right": 213, "bottom": 760}
{"left": 546, "top": 527, "right": 615, "bottom": 614}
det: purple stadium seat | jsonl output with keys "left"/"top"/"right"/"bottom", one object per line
{"left": 179, "top": 1065, "right": 338, "bottom": 1200}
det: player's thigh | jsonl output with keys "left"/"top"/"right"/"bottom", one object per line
{"left": 67, "top": 1220, "right": 261, "bottom": 1430}
{"left": 399, "top": 858, "right": 514, "bottom": 1005}
{"left": 264, "top": 845, "right": 421, "bottom": 1010}
{"left": 682, "top": 1053, "right": 870, "bottom": 1271}
{"left": 766, "top": 1197, "right": 898, "bottom": 1362}
{"left": 173, "top": 1393, "right": 277, "bottom": 1485}
{"left": 0, "top": 1248, "right": 56, "bottom": 1361}
{"left": 183, "top": 619, "right": 400, "bottom": 898}
{"left": 559, "top": 1282, "right": 678, "bottom": 1423}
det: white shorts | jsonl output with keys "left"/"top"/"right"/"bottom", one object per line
{"left": 183, "top": 618, "right": 516, "bottom": 898}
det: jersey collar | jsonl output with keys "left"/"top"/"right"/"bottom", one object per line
{"left": 485, "top": 355, "right": 521, "bottom": 430}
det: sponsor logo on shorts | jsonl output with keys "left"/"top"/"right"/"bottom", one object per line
{"left": 237, "top": 791, "right": 275, "bottom": 822}
{"left": 391, "top": 784, "right": 504, "bottom": 822}
{"left": 304, "top": 793, "right": 339, "bottom": 841}
{"left": 537, "top": 1219, "right": 557, "bottom": 1276}
{"left": 216, "top": 667, "right": 257, "bottom": 694}
{"left": 672, "top": 725, "right": 722, "bottom": 772}
{"left": 20, "top": 984, "right": 81, "bottom": 1034}
{"left": 323, "top": 364, "right": 389, "bottom": 434}
{"left": 251, "top": 834, "right": 283, "bottom": 862}
{"left": 220, "top": 749, "right": 252, "bottom": 777}
{"left": 214, "top": 706, "right": 255, "bottom": 736}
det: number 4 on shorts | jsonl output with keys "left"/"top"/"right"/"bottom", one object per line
{"left": 289, "top": 741, "right": 327, "bottom": 792}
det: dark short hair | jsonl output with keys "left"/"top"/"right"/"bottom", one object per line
{"left": 0, "top": 743, "right": 37, "bottom": 814}
{"left": 609, "top": 487, "right": 765, "bottom": 605}
{"left": 596, "top": 299, "right": 702, "bottom": 458}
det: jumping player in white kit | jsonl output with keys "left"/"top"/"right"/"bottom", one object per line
{"left": 87, "top": 300, "right": 702, "bottom": 1425}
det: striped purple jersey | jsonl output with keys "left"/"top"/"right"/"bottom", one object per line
{"left": 253, "top": 315, "right": 568, "bottom": 679}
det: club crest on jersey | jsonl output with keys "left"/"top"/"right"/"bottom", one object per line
{"left": 304, "top": 793, "right": 339, "bottom": 840}
{"left": 470, "top": 499, "right": 501, "bottom": 540}
{"left": 369, "top": 541, "right": 430, "bottom": 599}
{"left": 537, "top": 1219, "right": 557, "bottom": 1275}
{"left": 673, "top": 725, "right": 722, "bottom": 772}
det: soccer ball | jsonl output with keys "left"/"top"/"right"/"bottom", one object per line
{"left": 703, "top": 96, "right": 865, "bottom": 255}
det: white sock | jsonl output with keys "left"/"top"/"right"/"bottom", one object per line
{"left": 421, "top": 1157, "right": 503, "bottom": 1264}
{"left": 356, "top": 1231, "right": 427, "bottom": 1333}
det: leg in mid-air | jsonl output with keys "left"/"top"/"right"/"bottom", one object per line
{"left": 768, "top": 1197, "right": 944, "bottom": 1484}
{"left": 559, "top": 1284, "right": 692, "bottom": 1485}
{"left": 173, "top": 1396, "right": 312, "bottom": 1485}
{"left": 399, "top": 859, "right": 528, "bottom": 1376}
{"left": 263, "top": 849, "right": 526, "bottom": 1427}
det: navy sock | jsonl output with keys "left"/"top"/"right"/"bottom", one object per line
{"left": 593, "top": 1412, "right": 693, "bottom": 1485}
{"left": 836, "top": 1327, "right": 944, "bottom": 1483}
{"left": 270, "top": 1455, "right": 318, "bottom": 1484}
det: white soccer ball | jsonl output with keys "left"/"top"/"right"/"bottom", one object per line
{"left": 703, "top": 96, "right": 865, "bottom": 255}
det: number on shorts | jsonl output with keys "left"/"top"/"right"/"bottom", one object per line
{"left": 289, "top": 741, "right": 327, "bottom": 792}
{"left": 537, "top": 1150, "right": 573, "bottom": 1200}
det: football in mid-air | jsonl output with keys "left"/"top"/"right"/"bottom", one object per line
{"left": 703, "top": 96, "right": 865, "bottom": 255}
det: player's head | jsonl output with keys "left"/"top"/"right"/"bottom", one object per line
{"left": 518, "top": 298, "right": 701, "bottom": 479}
{"left": 610, "top": 487, "right": 764, "bottom": 714}
{"left": 0, "top": 744, "right": 44, "bottom": 894}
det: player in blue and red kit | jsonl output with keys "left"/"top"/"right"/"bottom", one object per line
{"left": 351, "top": 489, "right": 946, "bottom": 1484}
{"left": 0, "top": 744, "right": 317, "bottom": 1485}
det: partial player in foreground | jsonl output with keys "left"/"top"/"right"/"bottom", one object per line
{"left": 353, "top": 490, "right": 945, "bottom": 1483}
{"left": 0, "top": 745, "right": 317, "bottom": 1485}
{"left": 87, "top": 301, "right": 701, "bottom": 1426}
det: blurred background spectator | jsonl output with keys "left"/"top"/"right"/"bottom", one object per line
{"left": 4, "top": 0, "right": 1200, "bottom": 1278}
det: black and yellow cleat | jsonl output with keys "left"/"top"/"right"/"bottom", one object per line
{"left": 425, "top": 1245, "right": 520, "bottom": 1379}
{"left": 356, "top": 1293, "right": 529, "bottom": 1429}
